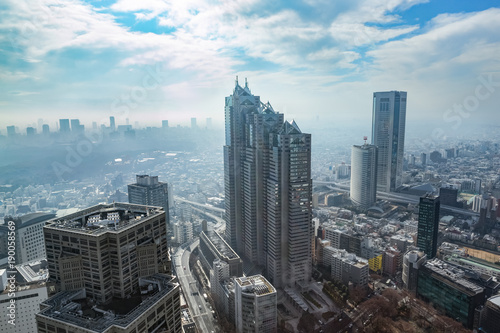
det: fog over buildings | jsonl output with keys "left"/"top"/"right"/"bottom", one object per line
{"left": 1, "top": 1, "right": 500, "bottom": 333}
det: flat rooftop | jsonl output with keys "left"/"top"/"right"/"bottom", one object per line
{"left": 424, "top": 258, "right": 483, "bottom": 295}
{"left": 16, "top": 259, "right": 49, "bottom": 283}
{"left": 37, "top": 274, "right": 178, "bottom": 333}
{"left": 45, "top": 203, "right": 164, "bottom": 236}
{"left": 489, "top": 295, "right": 500, "bottom": 308}
{"left": 236, "top": 275, "right": 275, "bottom": 296}
{"left": 203, "top": 230, "right": 239, "bottom": 260}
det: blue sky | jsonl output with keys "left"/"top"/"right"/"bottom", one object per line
{"left": 1, "top": 0, "right": 499, "bottom": 133}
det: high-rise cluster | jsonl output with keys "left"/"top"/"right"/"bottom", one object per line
{"left": 224, "top": 78, "right": 313, "bottom": 288}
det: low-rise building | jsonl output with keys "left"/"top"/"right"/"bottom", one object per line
{"left": 417, "top": 258, "right": 485, "bottom": 328}
{"left": 402, "top": 248, "right": 427, "bottom": 292}
{"left": 199, "top": 227, "right": 242, "bottom": 278}
{"left": 383, "top": 247, "right": 401, "bottom": 277}
{"left": 0, "top": 282, "right": 48, "bottom": 333}
{"left": 479, "top": 295, "right": 500, "bottom": 333}
{"left": 330, "top": 249, "right": 369, "bottom": 288}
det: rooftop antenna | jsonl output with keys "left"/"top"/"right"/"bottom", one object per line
{"left": 363, "top": 136, "right": 368, "bottom": 145}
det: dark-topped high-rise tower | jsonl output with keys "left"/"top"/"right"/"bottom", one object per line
{"left": 372, "top": 91, "right": 407, "bottom": 192}
{"left": 224, "top": 78, "right": 312, "bottom": 288}
{"left": 417, "top": 194, "right": 440, "bottom": 258}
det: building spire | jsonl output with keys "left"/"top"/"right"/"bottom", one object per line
{"left": 245, "top": 77, "right": 248, "bottom": 88}
{"left": 235, "top": 75, "right": 239, "bottom": 87}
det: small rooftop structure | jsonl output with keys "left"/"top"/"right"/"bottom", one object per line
{"left": 235, "top": 275, "right": 275, "bottom": 296}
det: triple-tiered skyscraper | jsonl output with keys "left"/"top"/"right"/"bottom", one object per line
{"left": 372, "top": 91, "right": 407, "bottom": 192}
{"left": 224, "top": 78, "right": 312, "bottom": 288}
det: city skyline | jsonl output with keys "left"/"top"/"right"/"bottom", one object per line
{"left": 1, "top": 1, "right": 500, "bottom": 332}
{"left": 1, "top": 1, "right": 499, "bottom": 132}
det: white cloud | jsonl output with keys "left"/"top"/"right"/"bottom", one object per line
{"left": 107, "top": 0, "right": 424, "bottom": 70}
{"left": 1, "top": 0, "right": 498, "bottom": 128}
{"left": 330, "top": 23, "right": 418, "bottom": 47}
{"left": 367, "top": 8, "right": 500, "bottom": 77}
{"left": 0, "top": 0, "right": 239, "bottom": 79}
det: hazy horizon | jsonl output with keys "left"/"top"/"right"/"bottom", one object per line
{"left": 1, "top": 0, "right": 500, "bottom": 133}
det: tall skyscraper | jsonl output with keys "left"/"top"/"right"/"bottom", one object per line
{"left": 71, "top": 118, "right": 84, "bottom": 134}
{"left": 420, "top": 152, "right": 427, "bottom": 166}
{"left": 70, "top": 118, "right": 80, "bottom": 131}
{"left": 162, "top": 120, "right": 169, "bottom": 129}
{"left": 59, "top": 119, "right": 70, "bottom": 133}
{"left": 42, "top": 124, "right": 50, "bottom": 135}
{"left": 110, "top": 115, "right": 116, "bottom": 130}
{"left": 206, "top": 117, "right": 212, "bottom": 129}
{"left": 191, "top": 117, "right": 197, "bottom": 129}
{"left": 350, "top": 140, "right": 378, "bottom": 208}
{"left": 26, "top": 126, "right": 36, "bottom": 136}
{"left": 224, "top": 78, "right": 312, "bottom": 288}
{"left": 372, "top": 91, "right": 407, "bottom": 192}
{"left": 37, "top": 203, "right": 181, "bottom": 333}
{"left": 128, "top": 175, "right": 170, "bottom": 223}
{"left": 417, "top": 194, "right": 440, "bottom": 258}
{"left": 37, "top": 118, "right": 43, "bottom": 132}
{"left": 6, "top": 125, "right": 16, "bottom": 137}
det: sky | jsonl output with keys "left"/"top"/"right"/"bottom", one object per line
{"left": 1, "top": 0, "right": 499, "bottom": 133}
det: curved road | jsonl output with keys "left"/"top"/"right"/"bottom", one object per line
{"left": 174, "top": 196, "right": 224, "bottom": 213}
{"left": 174, "top": 239, "right": 217, "bottom": 333}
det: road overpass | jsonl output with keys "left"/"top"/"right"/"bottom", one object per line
{"left": 313, "top": 180, "right": 479, "bottom": 218}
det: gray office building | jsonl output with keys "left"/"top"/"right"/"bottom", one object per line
{"left": 128, "top": 175, "right": 170, "bottom": 224}
{"left": 372, "top": 91, "right": 407, "bottom": 192}
{"left": 37, "top": 203, "right": 180, "bottom": 333}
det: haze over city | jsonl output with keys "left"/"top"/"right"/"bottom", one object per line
{"left": 1, "top": 1, "right": 500, "bottom": 333}
{"left": 1, "top": 0, "right": 499, "bottom": 132}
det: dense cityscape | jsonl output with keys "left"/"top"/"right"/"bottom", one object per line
{"left": 2, "top": 1, "right": 500, "bottom": 333}
{"left": 1, "top": 79, "right": 500, "bottom": 333}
